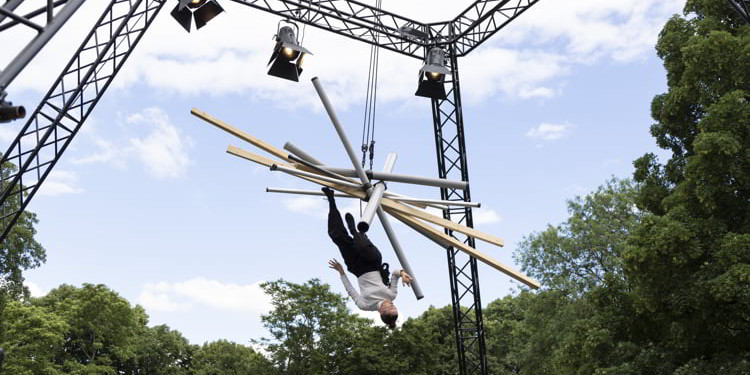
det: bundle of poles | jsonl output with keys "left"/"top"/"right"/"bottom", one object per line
{"left": 191, "top": 77, "right": 540, "bottom": 299}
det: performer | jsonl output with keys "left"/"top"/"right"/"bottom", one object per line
{"left": 322, "top": 187, "right": 412, "bottom": 328}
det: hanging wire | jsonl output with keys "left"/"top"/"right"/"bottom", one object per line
{"left": 359, "top": 0, "right": 382, "bottom": 214}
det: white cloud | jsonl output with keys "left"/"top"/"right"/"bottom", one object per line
{"left": 281, "top": 194, "right": 361, "bottom": 219}
{"left": 38, "top": 170, "right": 84, "bottom": 196}
{"left": 473, "top": 209, "right": 503, "bottom": 225}
{"left": 525, "top": 122, "right": 573, "bottom": 141}
{"left": 70, "top": 108, "right": 192, "bottom": 179}
{"left": 127, "top": 107, "right": 193, "bottom": 179}
{"left": 4, "top": 0, "right": 683, "bottom": 106}
{"left": 138, "top": 278, "right": 272, "bottom": 313}
{"left": 26, "top": 281, "right": 48, "bottom": 297}
{"left": 282, "top": 196, "right": 328, "bottom": 218}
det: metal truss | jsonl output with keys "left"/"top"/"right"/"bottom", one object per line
{"left": 0, "top": 1, "right": 541, "bottom": 374}
{"left": 431, "top": 42, "right": 487, "bottom": 375}
{"left": 230, "top": 0, "right": 429, "bottom": 59}
{"left": 728, "top": 0, "right": 750, "bottom": 23}
{"left": 431, "top": 0, "right": 541, "bottom": 56}
{"left": 230, "top": 0, "right": 540, "bottom": 61}
{"left": 0, "top": 0, "right": 166, "bottom": 241}
{"left": 0, "top": 0, "right": 72, "bottom": 33}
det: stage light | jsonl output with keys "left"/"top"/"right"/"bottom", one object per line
{"left": 267, "top": 23, "right": 312, "bottom": 82}
{"left": 0, "top": 100, "right": 25, "bottom": 123}
{"left": 415, "top": 47, "right": 451, "bottom": 100}
{"left": 171, "top": 0, "right": 223, "bottom": 33}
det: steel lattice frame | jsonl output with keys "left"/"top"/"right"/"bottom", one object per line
{"left": 0, "top": 0, "right": 166, "bottom": 241}
{"left": 431, "top": 41, "right": 487, "bottom": 375}
{"left": 0, "top": 1, "right": 542, "bottom": 374}
{"left": 728, "top": 0, "right": 750, "bottom": 23}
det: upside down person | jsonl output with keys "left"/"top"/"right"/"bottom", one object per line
{"left": 322, "top": 187, "right": 413, "bottom": 329}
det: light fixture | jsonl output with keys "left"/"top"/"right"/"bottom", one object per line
{"left": 0, "top": 94, "right": 25, "bottom": 123}
{"left": 171, "top": 0, "right": 224, "bottom": 33}
{"left": 415, "top": 47, "right": 451, "bottom": 100}
{"left": 267, "top": 22, "right": 312, "bottom": 82}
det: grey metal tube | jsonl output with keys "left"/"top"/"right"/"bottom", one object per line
{"left": 311, "top": 77, "right": 371, "bottom": 187}
{"left": 270, "top": 164, "right": 363, "bottom": 190}
{"left": 0, "top": 0, "right": 24, "bottom": 24}
{"left": 0, "top": 0, "right": 85, "bottom": 89}
{"left": 377, "top": 208, "right": 424, "bottom": 300}
{"left": 286, "top": 154, "right": 352, "bottom": 183}
{"left": 358, "top": 152, "right": 396, "bottom": 233}
{"left": 284, "top": 142, "right": 323, "bottom": 165}
{"left": 386, "top": 195, "right": 480, "bottom": 208}
{"left": 266, "top": 187, "right": 354, "bottom": 199}
{"left": 323, "top": 167, "right": 468, "bottom": 190}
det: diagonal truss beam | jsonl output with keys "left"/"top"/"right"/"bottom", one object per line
{"left": 0, "top": 0, "right": 166, "bottom": 242}
{"left": 230, "top": 0, "right": 430, "bottom": 60}
{"left": 428, "top": 0, "right": 541, "bottom": 56}
{"left": 728, "top": 0, "right": 750, "bottom": 23}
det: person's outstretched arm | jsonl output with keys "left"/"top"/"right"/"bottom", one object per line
{"left": 329, "top": 259, "right": 368, "bottom": 310}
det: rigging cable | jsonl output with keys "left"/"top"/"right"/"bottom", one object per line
{"left": 359, "top": 0, "right": 382, "bottom": 215}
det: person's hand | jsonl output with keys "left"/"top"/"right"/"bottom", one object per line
{"left": 328, "top": 259, "right": 345, "bottom": 275}
{"left": 400, "top": 270, "right": 413, "bottom": 287}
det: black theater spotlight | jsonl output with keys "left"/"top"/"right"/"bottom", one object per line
{"left": 171, "top": 0, "right": 224, "bottom": 32}
{"left": 267, "top": 22, "right": 312, "bottom": 82}
{"left": 0, "top": 92, "right": 26, "bottom": 123}
{"left": 415, "top": 47, "right": 451, "bottom": 100}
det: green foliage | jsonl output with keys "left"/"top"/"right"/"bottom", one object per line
{"left": 192, "top": 340, "right": 274, "bottom": 375}
{"left": 517, "top": 178, "right": 641, "bottom": 294}
{"left": 0, "top": 300, "right": 67, "bottom": 375}
{"left": 0, "top": 162, "right": 46, "bottom": 307}
{"left": 257, "top": 278, "right": 371, "bottom": 375}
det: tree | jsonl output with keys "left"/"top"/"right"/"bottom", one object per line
{"left": 626, "top": 0, "right": 750, "bottom": 372}
{"left": 258, "top": 278, "right": 370, "bottom": 375}
{"left": 516, "top": 178, "right": 641, "bottom": 295}
{"left": 0, "top": 162, "right": 46, "bottom": 312}
{"left": 0, "top": 300, "right": 67, "bottom": 375}
{"left": 34, "top": 284, "right": 141, "bottom": 373}
{"left": 192, "top": 340, "right": 274, "bottom": 375}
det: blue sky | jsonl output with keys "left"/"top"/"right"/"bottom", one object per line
{"left": 3, "top": 0, "right": 681, "bottom": 345}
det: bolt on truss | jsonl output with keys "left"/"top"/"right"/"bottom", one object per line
{"left": 0, "top": 0, "right": 166, "bottom": 241}
{"left": 431, "top": 42, "right": 488, "bottom": 375}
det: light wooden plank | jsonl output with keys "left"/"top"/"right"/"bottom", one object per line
{"left": 192, "top": 108, "right": 290, "bottom": 161}
{"left": 386, "top": 208, "right": 540, "bottom": 289}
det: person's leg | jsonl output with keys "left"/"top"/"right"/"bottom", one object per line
{"left": 324, "top": 188, "right": 358, "bottom": 271}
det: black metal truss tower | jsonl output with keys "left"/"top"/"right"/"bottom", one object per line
{"left": 0, "top": 0, "right": 166, "bottom": 241}
{"left": 0, "top": 1, "right": 541, "bottom": 374}
{"left": 728, "top": 0, "right": 750, "bottom": 23}
{"left": 431, "top": 41, "right": 487, "bottom": 374}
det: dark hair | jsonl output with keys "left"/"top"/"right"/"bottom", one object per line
{"left": 381, "top": 312, "right": 398, "bottom": 329}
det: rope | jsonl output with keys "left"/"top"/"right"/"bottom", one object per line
{"left": 360, "top": 0, "right": 382, "bottom": 173}
{"left": 358, "top": 0, "right": 382, "bottom": 215}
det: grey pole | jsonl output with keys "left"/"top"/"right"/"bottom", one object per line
{"left": 266, "top": 187, "right": 355, "bottom": 198}
{"left": 279, "top": 139, "right": 467, "bottom": 190}
{"left": 311, "top": 77, "right": 371, "bottom": 187}
{"left": 0, "top": 0, "right": 85, "bottom": 90}
{"left": 284, "top": 142, "right": 324, "bottom": 165}
{"left": 377, "top": 207, "right": 424, "bottom": 300}
{"left": 270, "top": 164, "right": 363, "bottom": 190}
{"left": 0, "top": 0, "right": 24, "bottom": 24}
{"left": 385, "top": 195, "right": 481, "bottom": 208}
{"left": 358, "top": 152, "right": 396, "bottom": 232}
{"left": 323, "top": 167, "right": 468, "bottom": 190}
{"left": 311, "top": 77, "right": 424, "bottom": 299}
